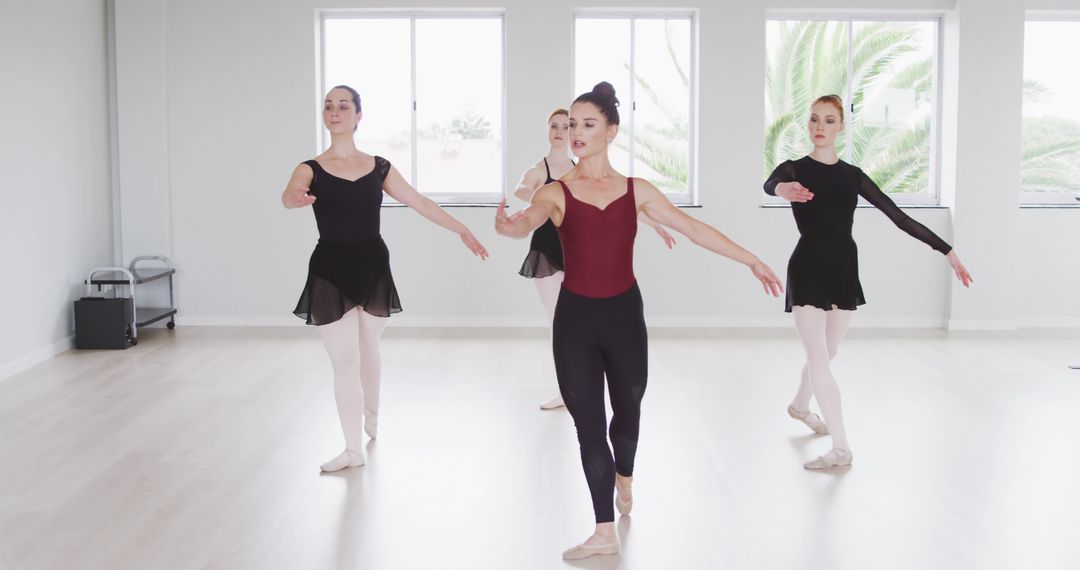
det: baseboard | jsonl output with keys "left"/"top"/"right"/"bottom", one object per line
{"left": 178, "top": 315, "right": 947, "bottom": 329}
{"left": 0, "top": 335, "right": 74, "bottom": 382}
{"left": 1018, "top": 317, "right": 1080, "bottom": 328}
{"left": 178, "top": 316, "right": 304, "bottom": 327}
{"left": 946, "top": 319, "right": 1020, "bottom": 331}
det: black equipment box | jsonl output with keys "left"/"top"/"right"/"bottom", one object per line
{"left": 74, "top": 297, "right": 136, "bottom": 349}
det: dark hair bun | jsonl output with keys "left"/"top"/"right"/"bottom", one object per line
{"left": 591, "top": 82, "right": 619, "bottom": 107}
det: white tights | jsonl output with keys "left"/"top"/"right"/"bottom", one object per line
{"left": 317, "top": 307, "right": 388, "bottom": 451}
{"left": 791, "top": 306, "right": 853, "bottom": 452}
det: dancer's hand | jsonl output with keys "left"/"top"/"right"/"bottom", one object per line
{"left": 776, "top": 181, "right": 813, "bottom": 203}
{"left": 653, "top": 225, "right": 677, "bottom": 249}
{"left": 460, "top": 230, "right": 489, "bottom": 260}
{"left": 285, "top": 186, "right": 316, "bottom": 208}
{"left": 751, "top": 260, "right": 784, "bottom": 297}
{"left": 946, "top": 250, "right": 973, "bottom": 287}
{"left": 495, "top": 199, "right": 529, "bottom": 238}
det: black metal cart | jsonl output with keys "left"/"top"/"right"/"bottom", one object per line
{"left": 84, "top": 256, "right": 177, "bottom": 345}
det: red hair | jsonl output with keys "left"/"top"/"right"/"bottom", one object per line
{"left": 548, "top": 108, "right": 569, "bottom": 122}
{"left": 812, "top": 94, "right": 844, "bottom": 122}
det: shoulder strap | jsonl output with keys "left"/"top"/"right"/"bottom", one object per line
{"left": 303, "top": 160, "right": 321, "bottom": 184}
{"left": 375, "top": 156, "right": 392, "bottom": 180}
{"left": 543, "top": 158, "right": 553, "bottom": 181}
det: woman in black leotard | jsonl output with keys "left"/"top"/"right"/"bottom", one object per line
{"left": 282, "top": 85, "right": 489, "bottom": 472}
{"left": 514, "top": 108, "right": 676, "bottom": 410}
{"left": 497, "top": 82, "right": 783, "bottom": 561}
{"left": 764, "top": 94, "right": 973, "bottom": 469}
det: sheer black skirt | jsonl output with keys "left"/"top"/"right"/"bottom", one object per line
{"left": 518, "top": 219, "right": 564, "bottom": 278}
{"left": 785, "top": 236, "right": 866, "bottom": 313}
{"left": 293, "top": 237, "right": 402, "bottom": 325}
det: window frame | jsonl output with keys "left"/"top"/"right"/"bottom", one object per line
{"left": 1020, "top": 13, "right": 1080, "bottom": 207}
{"left": 763, "top": 11, "right": 944, "bottom": 207}
{"left": 318, "top": 10, "right": 507, "bottom": 205}
{"left": 571, "top": 9, "right": 699, "bottom": 206}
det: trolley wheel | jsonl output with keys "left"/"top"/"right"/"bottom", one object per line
{"left": 131, "top": 338, "right": 139, "bottom": 346}
{"left": 167, "top": 320, "right": 176, "bottom": 330}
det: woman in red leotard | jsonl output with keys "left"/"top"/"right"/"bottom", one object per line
{"left": 496, "top": 82, "right": 783, "bottom": 561}
{"left": 513, "top": 108, "right": 677, "bottom": 410}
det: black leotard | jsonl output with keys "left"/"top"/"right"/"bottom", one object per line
{"left": 765, "top": 156, "right": 951, "bottom": 312}
{"left": 518, "top": 158, "right": 566, "bottom": 278}
{"left": 293, "top": 156, "right": 402, "bottom": 323}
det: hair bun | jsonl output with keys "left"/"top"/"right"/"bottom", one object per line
{"left": 591, "top": 81, "right": 619, "bottom": 108}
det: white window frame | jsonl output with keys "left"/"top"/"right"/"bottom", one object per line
{"left": 318, "top": 10, "right": 507, "bottom": 205}
{"left": 1020, "top": 12, "right": 1080, "bottom": 207}
{"left": 763, "top": 11, "right": 943, "bottom": 207}
{"left": 572, "top": 10, "right": 698, "bottom": 206}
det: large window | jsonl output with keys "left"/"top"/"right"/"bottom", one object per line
{"left": 574, "top": 13, "right": 696, "bottom": 205}
{"left": 764, "top": 17, "right": 940, "bottom": 204}
{"left": 321, "top": 12, "right": 504, "bottom": 203}
{"left": 1021, "top": 18, "right": 1080, "bottom": 205}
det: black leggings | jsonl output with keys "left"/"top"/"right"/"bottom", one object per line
{"left": 553, "top": 283, "right": 648, "bottom": 523}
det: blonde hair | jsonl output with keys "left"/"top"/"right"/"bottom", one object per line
{"left": 812, "top": 94, "right": 845, "bottom": 122}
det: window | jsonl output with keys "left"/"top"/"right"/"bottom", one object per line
{"left": 574, "top": 13, "right": 696, "bottom": 205}
{"left": 764, "top": 17, "right": 940, "bottom": 204}
{"left": 1021, "top": 18, "right": 1080, "bottom": 205}
{"left": 320, "top": 12, "right": 504, "bottom": 204}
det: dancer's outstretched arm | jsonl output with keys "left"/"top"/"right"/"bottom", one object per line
{"left": 636, "top": 178, "right": 783, "bottom": 296}
{"left": 511, "top": 164, "right": 548, "bottom": 203}
{"left": 496, "top": 182, "right": 561, "bottom": 239}
{"left": 856, "top": 171, "right": 973, "bottom": 287}
{"left": 383, "top": 165, "right": 489, "bottom": 259}
{"left": 281, "top": 164, "right": 316, "bottom": 209}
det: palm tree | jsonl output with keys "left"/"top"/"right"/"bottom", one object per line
{"left": 1021, "top": 80, "right": 1080, "bottom": 195}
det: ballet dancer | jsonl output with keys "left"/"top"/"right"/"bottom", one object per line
{"left": 283, "top": 85, "right": 489, "bottom": 472}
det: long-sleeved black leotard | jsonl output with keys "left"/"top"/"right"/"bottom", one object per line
{"left": 764, "top": 156, "right": 952, "bottom": 312}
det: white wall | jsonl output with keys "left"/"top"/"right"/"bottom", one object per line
{"left": 0, "top": 0, "right": 115, "bottom": 378}
{"left": 108, "top": 0, "right": 1079, "bottom": 329}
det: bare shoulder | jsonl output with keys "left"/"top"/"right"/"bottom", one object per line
{"left": 632, "top": 177, "right": 664, "bottom": 200}
{"left": 524, "top": 160, "right": 551, "bottom": 183}
{"left": 533, "top": 180, "right": 563, "bottom": 202}
{"left": 290, "top": 162, "right": 315, "bottom": 184}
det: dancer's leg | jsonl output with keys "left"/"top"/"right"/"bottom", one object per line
{"left": 789, "top": 307, "right": 851, "bottom": 433}
{"left": 536, "top": 272, "right": 566, "bottom": 409}
{"left": 553, "top": 289, "right": 618, "bottom": 559}
{"left": 603, "top": 289, "right": 647, "bottom": 516}
{"left": 357, "top": 310, "right": 389, "bottom": 438}
{"left": 792, "top": 306, "right": 850, "bottom": 454}
{"left": 317, "top": 308, "right": 366, "bottom": 471}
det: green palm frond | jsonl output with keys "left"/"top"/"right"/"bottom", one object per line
{"left": 1021, "top": 139, "right": 1080, "bottom": 163}
{"left": 1023, "top": 79, "right": 1050, "bottom": 104}
{"left": 889, "top": 58, "right": 933, "bottom": 96}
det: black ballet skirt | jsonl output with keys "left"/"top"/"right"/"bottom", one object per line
{"left": 519, "top": 219, "right": 565, "bottom": 278}
{"left": 764, "top": 156, "right": 952, "bottom": 313}
{"left": 518, "top": 158, "right": 567, "bottom": 278}
{"left": 293, "top": 157, "right": 402, "bottom": 324}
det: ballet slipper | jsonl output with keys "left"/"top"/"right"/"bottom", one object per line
{"left": 788, "top": 404, "right": 829, "bottom": 435}
{"left": 320, "top": 449, "right": 365, "bottom": 472}
{"left": 803, "top": 448, "right": 852, "bottom": 469}
{"left": 539, "top": 395, "right": 565, "bottom": 410}
{"left": 561, "top": 540, "right": 619, "bottom": 560}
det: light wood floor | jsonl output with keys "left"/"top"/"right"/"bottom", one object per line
{"left": 1, "top": 325, "right": 1079, "bottom": 570}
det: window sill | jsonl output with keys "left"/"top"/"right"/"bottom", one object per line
{"left": 759, "top": 203, "right": 949, "bottom": 209}
{"left": 1019, "top": 203, "right": 1080, "bottom": 209}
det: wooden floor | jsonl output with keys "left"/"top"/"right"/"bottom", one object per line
{"left": 1, "top": 325, "right": 1078, "bottom": 570}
